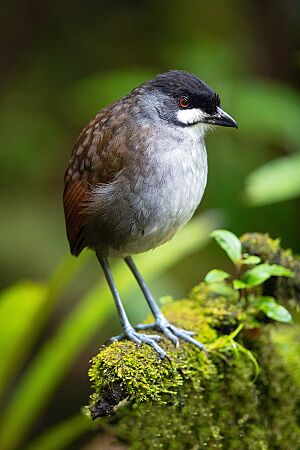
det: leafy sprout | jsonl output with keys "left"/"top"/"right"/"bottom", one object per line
{"left": 210, "top": 229, "right": 242, "bottom": 264}
{"left": 204, "top": 269, "right": 230, "bottom": 283}
{"left": 207, "top": 229, "right": 293, "bottom": 324}
{"left": 252, "top": 296, "right": 293, "bottom": 324}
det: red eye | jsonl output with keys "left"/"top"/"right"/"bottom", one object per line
{"left": 179, "top": 96, "right": 189, "bottom": 108}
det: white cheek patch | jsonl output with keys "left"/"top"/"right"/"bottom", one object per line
{"left": 176, "top": 108, "right": 205, "bottom": 125}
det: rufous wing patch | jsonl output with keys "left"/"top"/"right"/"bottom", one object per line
{"left": 63, "top": 180, "right": 90, "bottom": 256}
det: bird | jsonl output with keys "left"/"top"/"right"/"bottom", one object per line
{"left": 63, "top": 70, "right": 237, "bottom": 358}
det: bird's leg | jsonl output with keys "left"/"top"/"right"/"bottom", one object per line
{"left": 125, "top": 256, "right": 207, "bottom": 355}
{"left": 97, "top": 255, "right": 167, "bottom": 358}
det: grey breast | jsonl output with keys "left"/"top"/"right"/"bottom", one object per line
{"left": 87, "top": 121, "right": 208, "bottom": 257}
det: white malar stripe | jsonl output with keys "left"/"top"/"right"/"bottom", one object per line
{"left": 176, "top": 108, "right": 205, "bottom": 125}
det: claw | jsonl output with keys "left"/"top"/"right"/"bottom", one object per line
{"left": 107, "top": 322, "right": 207, "bottom": 358}
{"left": 105, "top": 335, "right": 122, "bottom": 344}
{"left": 169, "top": 325, "right": 208, "bottom": 355}
{"left": 158, "top": 326, "right": 179, "bottom": 347}
{"left": 137, "top": 321, "right": 207, "bottom": 355}
{"left": 106, "top": 328, "right": 167, "bottom": 358}
{"left": 146, "top": 335, "right": 162, "bottom": 341}
{"left": 175, "top": 328, "right": 195, "bottom": 336}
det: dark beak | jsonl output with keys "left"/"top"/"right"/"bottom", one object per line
{"left": 204, "top": 107, "right": 238, "bottom": 128}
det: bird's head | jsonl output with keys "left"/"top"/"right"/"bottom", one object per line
{"left": 138, "top": 70, "right": 237, "bottom": 132}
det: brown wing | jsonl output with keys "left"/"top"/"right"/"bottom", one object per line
{"left": 63, "top": 180, "right": 89, "bottom": 255}
{"left": 63, "top": 104, "right": 125, "bottom": 256}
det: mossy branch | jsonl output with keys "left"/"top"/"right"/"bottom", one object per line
{"left": 88, "top": 233, "right": 300, "bottom": 449}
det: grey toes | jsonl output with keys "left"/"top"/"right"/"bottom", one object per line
{"left": 155, "top": 323, "right": 207, "bottom": 355}
{"left": 159, "top": 326, "right": 180, "bottom": 347}
{"left": 106, "top": 329, "right": 167, "bottom": 359}
{"left": 106, "top": 322, "right": 207, "bottom": 358}
{"left": 169, "top": 326, "right": 208, "bottom": 355}
{"left": 132, "top": 333, "right": 167, "bottom": 358}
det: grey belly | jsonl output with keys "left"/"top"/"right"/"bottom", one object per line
{"left": 87, "top": 141, "right": 208, "bottom": 257}
{"left": 98, "top": 172, "right": 205, "bottom": 257}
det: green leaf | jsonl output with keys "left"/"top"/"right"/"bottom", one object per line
{"left": 209, "top": 323, "right": 260, "bottom": 381}
{"left": 0, "top": 282, "right": 47, "bottom": 400}
{"left": 242, "top": 269, "right": 270, "bottom": 287}
{"left": 204, "top": 269, "right": 230, "bottom": 283}
{"left": 234, "top": 342, "right": 260, "bottom": 382}
{"left": 210, "top": 229, "right": 242, "bottom": 264}
{"left": 25, "top": 415, "right": 91, "bottom": 450}
{"left": 245, "top": 152, "right": 300, "bottom": 206}
{"left": 255, "top": 296, "right": 293, "bottom": 323}
{"left": 240, "top": 255, "right": 261, "bottom": 265}
{"left": 242, "top": 264, "right": 293, "bottom": 287}
{"left": 0, "top": 254, "right": 89, "bottom": 404}
{"left": 256, "top": 264, "right": 293, "bottom": 277}
{"left": 233, "top": 279, "right": 247, "bottom": 290}
{"left": 227, "top": 323, "right": 244, "bottom": 340}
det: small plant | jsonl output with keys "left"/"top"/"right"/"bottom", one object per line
{"left": 207, "top": 229, "right": 293, "bottom": 324}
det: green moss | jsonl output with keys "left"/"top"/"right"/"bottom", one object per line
{"left": 241, "top": 232, "right": 300, "bottom": 305}
{"left": 88, "top": 233, "right": 300, "bottom": 448}
{"left": 89, "top": 295, "right": 218, "bottom": 413}
{"left": 241, "top": 232, "right": 282, "bottom": 262}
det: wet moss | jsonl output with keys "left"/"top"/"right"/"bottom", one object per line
{"left": 88, "top": 233, "right": 300, "bottom": 448}
{"left": 89, "top": 295, "right": 217, "bottom": 415}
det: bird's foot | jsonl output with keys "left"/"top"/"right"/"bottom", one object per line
{"left": 135, "top": 320, "right": 208, "bottom": 355}
{"left": 106, "top": 327, "right": 168, "bottom": 359}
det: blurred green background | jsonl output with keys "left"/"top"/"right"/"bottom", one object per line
{"left": 0, "top": 1, "right": 299, "bottom": 449}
